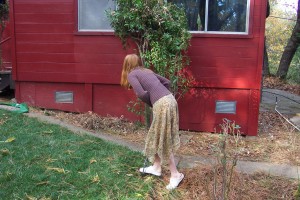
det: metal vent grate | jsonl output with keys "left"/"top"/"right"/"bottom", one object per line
{"left": 215, "top": 101, "right": 237, "bottom": 114}
{"left": 55, "top": 91, "right": 74, "bottom": 103}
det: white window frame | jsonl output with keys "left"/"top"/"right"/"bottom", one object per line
{"left": 190, "top": 0, "right": 251, "bottom": 35}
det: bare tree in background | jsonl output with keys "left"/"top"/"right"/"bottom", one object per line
{"left": 276, "top": 0, "right": 300, "bottom": 79}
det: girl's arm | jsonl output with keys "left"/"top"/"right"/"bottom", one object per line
{"left": 128, "top": 73, "right": 152, "bottom": 106}
{"left": 155, "top": 74, "right": 170, "bottom": 90}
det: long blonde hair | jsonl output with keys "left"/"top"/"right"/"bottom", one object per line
{"left": 120, "top": 54, "right": 142, "bottom": 88}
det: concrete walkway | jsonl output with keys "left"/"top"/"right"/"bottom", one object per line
{"left": 0, "top": 88, "right": 300, "bottom": 179}
{"left": 261, "top": 88, "right": 300, "bottom": 130}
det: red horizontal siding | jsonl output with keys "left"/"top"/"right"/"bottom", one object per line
{"left": 190, "top": 37, "right": 257, "bottom": 46}
{"left": 93, "top": 85, "right": 140, "bottom": 121}
{"left": 187, "top": 36, "right": 260, "bottom": 88}
{"left": 15, "top": 24, "right": 74, "bottom": 34}
{"left": 192, "top": 67, "right": 257, "bottom": 79}
{"left": 17, "top": 52, "right": 75, "bottom": 63}
{"left": 74, "top": 43, "right": 125, "bottom": 54}
{"left": 17, "top": 63, "right": 121, "bottom": 74}
{"left": 188, "top": 46, "right": 257, "bottom": 58}
{"left": 17, "top": 43, "right": 74, "bottom": 53}
{"left": 74, "top": 36, "right": 123, "bottom": 44}
{"left": 15, "top": 13, "right": 73, "bottom": 23}
{"left": 17, "top": 63, "right": 75, "bottom": 73}
{"left": 16, "top": 33, "right": 74, "bottom": 43}
{"left": 17, "top": 72, "right": 120, "bottom": 84}
{"left": 14, "top": 3, "right": 73, "bottom": 14}
{"left": 14, "top": 0, "right": 71, "bottom": 3}
{"left": 17, "top": 53, "right": 125, "bottom": 65}
{"left": 190, "top": 56, "right": 256, "bottom": 67}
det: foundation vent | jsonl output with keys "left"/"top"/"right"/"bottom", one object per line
{"left": 215, "top": 101, "right": 236, "bottom": 114}
{"left": 55, "top": 91, "right": 74, "bottom": 103}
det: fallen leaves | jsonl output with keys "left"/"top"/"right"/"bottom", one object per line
{"left": 0, "top": 137, "right": 16, "bottom": 143}
{"left": 91, "top": 174, "right": 100, "bottom": 183}
{"left": 263, "top": 77, "right": 300, "bottom": 95}
{"left": 46, "top": 167, "right": 66, "bottom": 174}
{"left": 90, "top": 159, "right": 97, "bottom": 164}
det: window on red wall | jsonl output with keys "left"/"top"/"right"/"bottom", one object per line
{"left": 77, "top": 0, "right": 116, "bottom": 32}
{"left": 77, "top": 0, "right": 250, "bottom": 35}
{"left": 169, "top": 0, "right": 250, "bottom": 34}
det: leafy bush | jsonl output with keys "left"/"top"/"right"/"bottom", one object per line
{"left": 107, "top": 0, "right": 191, "bottom": 95}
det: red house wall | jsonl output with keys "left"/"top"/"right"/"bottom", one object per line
{"left": 9, "top": 0, "right": 267, "bottom": 136}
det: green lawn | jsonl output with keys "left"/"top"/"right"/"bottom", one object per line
{"left": 0, "top": 109, "right": 155, "bottom": 199}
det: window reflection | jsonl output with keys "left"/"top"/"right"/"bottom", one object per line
{"left": 168, "top": 0, "right": 205, "bottom": 31}
{"left": 78, "top": 0, "right": 116, "bottom": 31}
{"left": 168, "top": 0, "right": 248, "bottom": 33}
{"left": 208, "top": 0, "right": 247, "bottom": 32}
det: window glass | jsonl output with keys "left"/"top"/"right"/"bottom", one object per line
{"left": 207, "top": 0, "right": 248, "bottom": 32}
{"left": 168, "top": 0, "right": 206, "bottom": 31}
{"left": 168, "top": 0, "right": 249, "bottom": 33}
{"left": 78, "top": 0, "right": 116, "bottom": 31}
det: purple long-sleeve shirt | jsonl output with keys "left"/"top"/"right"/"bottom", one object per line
{"left": 128, "top": 68, "right": 171, "bottom": 107}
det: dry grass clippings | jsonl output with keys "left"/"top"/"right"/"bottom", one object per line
{"left": 177, "top": 165, "right": 298, "bottom": 200}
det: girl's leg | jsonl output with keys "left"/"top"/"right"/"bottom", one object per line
{"left": 152, "top": 154, "right": 162, "bottom": 172}
{"left": 168, "top": 153, "right": 181, "bottom": 179}
{"left": 139, "top": 154, "right": 162, "bottom": 176}
{"left": 166, "top": 153, "right": 184, "bottom": 190}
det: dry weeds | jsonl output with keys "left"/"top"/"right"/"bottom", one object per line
{"left": 177, "top": 165, "right": 298, "bottom": 200}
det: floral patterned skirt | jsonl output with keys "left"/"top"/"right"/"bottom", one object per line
{"left": 144, "top": 94, "right": 180, "bottom": 166}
